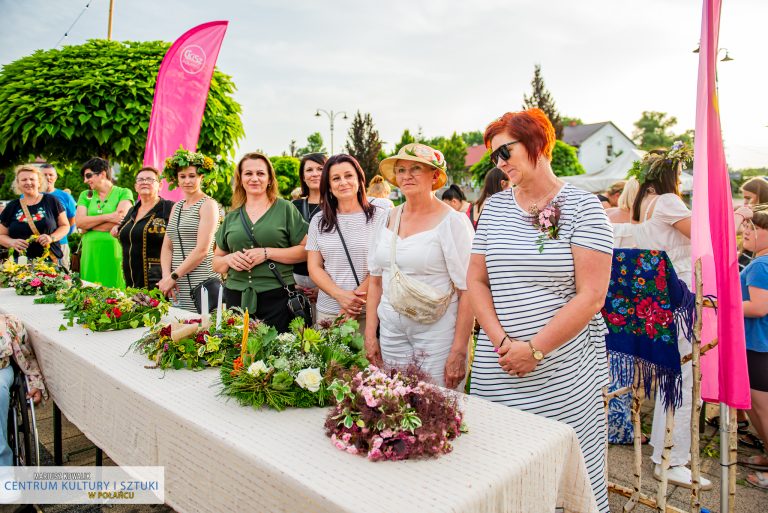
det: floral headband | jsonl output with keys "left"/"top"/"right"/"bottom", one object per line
{"left": 627, "top": 141, "right": 693, "bottom": 185}
{"left": 163, "top": 146, "right": 225, "bottom": 193}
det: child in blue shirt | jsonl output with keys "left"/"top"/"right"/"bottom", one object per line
{"left": 739, "top": 205, "right": 768, "bottom": 488}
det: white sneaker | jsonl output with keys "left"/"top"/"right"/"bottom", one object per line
{"left": 654, "top": 464, "right": 713, "bottom": 490}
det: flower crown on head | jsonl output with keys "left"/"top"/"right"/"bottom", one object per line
{"left": 163, "top": 146, "right": 224, "bottom": 192}
{"left": 627, "top": 141, "right": 693, "bottom": 185}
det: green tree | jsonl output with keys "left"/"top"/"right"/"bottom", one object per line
{"left": 631, "top": 111, "right": 693, "bottom": 150}
{"left": 0, "top": 39, "right": 244, "bottom": 202}
{"left": 522, "top": 64, "right": 563, "bottom": 139}
{"left": 440, "top": 132, "right": 468, "bottom": 183}
{"left": 551, "top": 141, "right": 585, "bottom": 176}
{"left": 562, "top": 117, "right": 583, "bottom": 127}
{"left": 296, "top": 132, "right": 326, "bottom": 157}
{"left": 392, "top": 129, "right": 416, "bottom": 155}
{"left": 269, "top": 156, "right": 300, "bottom": 198}
{"left": 470, "top": 151, "right": 493, "bottom": 187}
{"left": 344, "top": 111, "right": 383, "bottom": 182}
{"left": 460, "top": 131, "right": 484, "bottom": 147}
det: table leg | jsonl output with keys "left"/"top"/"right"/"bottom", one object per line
{"left": 96, "top": 448, "right": 103, "bottom": 466}
{"left": 53, "top": 403, "right": 62, "bottom": 465}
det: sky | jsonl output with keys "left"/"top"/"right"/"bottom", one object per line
{"left": 1, "top": 0, "right": 766, "bottom": 170}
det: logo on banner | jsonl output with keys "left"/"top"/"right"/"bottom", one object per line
{"left": 179, "top": 45, "right": 206, "bottom": 75}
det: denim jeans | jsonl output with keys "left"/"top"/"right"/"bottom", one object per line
{"left": 0, "top": 365, "right": 15, "bottom": 466}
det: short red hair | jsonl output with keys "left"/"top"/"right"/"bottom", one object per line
{"left": 483, "top": 108, "right": 556, "bottom": 165}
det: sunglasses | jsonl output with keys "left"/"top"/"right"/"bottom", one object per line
{"left": 83, "top": 171, "right": 102, "bottom": 180}
{"left": 490, "top": 140, "right": 520, "bottom": 166}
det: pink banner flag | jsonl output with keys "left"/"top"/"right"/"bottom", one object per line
{"left": 691, "top": 0, "right": 751, "bottom": 409}
{"left": 143, "top": 21, "right": 229, "bottom": 201}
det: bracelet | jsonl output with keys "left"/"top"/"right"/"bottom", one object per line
{"left": 493, "top": 335, "right": 511, "bottom": 353}
{"left": 263, "top": 248, "right": 268, "bottom": 260}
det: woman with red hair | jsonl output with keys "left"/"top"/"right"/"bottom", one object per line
{"left": 467, "top": 109, "right": 613, "bottom": 512}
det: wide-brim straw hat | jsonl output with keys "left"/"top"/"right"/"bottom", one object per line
{"left": 379, "top": 143, "right": 448, "bottom": 191}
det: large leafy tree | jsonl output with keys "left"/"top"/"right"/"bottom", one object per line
{"left": 522, "top": 64, "right": 563, "bottom": 139}
{"left": 460, "top": 131, "right": 484, "bottom": 147}
{"left": 392, "top": 129, "right": 416, "bottom": 155}
{"left": 471, "top": 140, "right": 583, "bottom": 186}
{"left": 632, "top": 111, "right": 692, "bottom": 150}
{"left": 296, "top": 132, "right": 326, "bottom": 157}
{"left": 0, "top": 39, "right": 244, "bottom": 204}
{"left": 440, "top": 132, "right": 468, "bottom": 183}
{"left": 344, "top": 111, "right": 383, "bottom": 182}
{"left": 269, "top": 156, "right": 300, "bottom": 198}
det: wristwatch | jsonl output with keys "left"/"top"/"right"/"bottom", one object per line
{"left": 170, "top": 272, "right": 179, "bottom": 281}
{"left": 527, "top": 341, "right": 545, "bottom": 361}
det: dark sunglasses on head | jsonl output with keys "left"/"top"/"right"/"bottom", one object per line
{"left": 490, "top": 140, "right": 520, "bottom": 166}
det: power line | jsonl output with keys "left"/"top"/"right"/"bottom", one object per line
{"left": 55, "top": 0, "right": 96, "bottom": 49}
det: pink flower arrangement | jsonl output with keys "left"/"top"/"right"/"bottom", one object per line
{"left": 29, "top": 278, "right": 42, "bottom": 287}
{"left": 528, "top": 199, "right": 562, "bottom": 253}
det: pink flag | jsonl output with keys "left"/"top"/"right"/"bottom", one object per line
{"left": 691, "top": 0, "right": 751, "bottom": 409}
{"left": 143, "top": 21, "right": 229, "bottom": 201}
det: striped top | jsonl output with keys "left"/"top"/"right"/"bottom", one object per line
{"left": 306, "top": 206, "right": 386, "bottom": 315}
{"left": 469, "top": 183, "right": 613, "bottom": 513}
{"left": 166, "top": 198, "right": 218, "bottom": 312}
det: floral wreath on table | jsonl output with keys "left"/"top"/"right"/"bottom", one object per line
{"left": 163, "top": 146, "right": 227, "bottom": 194}
{"left": 626, "top": 141, "right": 693, "bottom": 185}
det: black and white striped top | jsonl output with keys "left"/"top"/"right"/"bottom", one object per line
{"left": 469, "top": 183, "right": 613, "bottom": 513}
{"left": 166, "top": 197, "right": 217, "bottom": 312}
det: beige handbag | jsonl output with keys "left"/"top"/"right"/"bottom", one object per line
{"left": 388, "top": 206, "right": 454, "bottom": 324}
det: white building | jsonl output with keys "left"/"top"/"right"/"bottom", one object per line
{"left": 562, "top": 121, "right": 637, "bottom": 175}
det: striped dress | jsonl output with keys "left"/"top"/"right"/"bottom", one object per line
{"left": 166, "top": 198, "right": 217, "bottom": 313}
{"left": 470, "top": 183, "right": 613, "bottom": 513}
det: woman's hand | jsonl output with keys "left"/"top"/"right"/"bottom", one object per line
{"left": 227, "top": 251, "right": 254, "bottom": 272}
{"left": 242, "top": 248, "right": 268, "bottom": 268}
{"left": 10, "top": 238, "right": 29, "bottom": 252}
{"left": 106, "top": 211, "right": 123, "bottom": 224}
{"left": 157, "top": 276, "right": 178, "bottom": 300}
{"left": 36, "top": 234, "right": 52, "bottom": 247}
{"left": 735, "top": 206, "right": 753, "bottom": 221}
{"left": 27, "top": 388, "right": 43, "bottom": 405}
{"left": 498, "top": 339, "right": 538, "bottom": 377}
{"left": 301, "top": 286, "right": 319, "bottom": 302}
{"left": 364, "top": 331, "right": 383, "bottom": 367}
{"left": 444, "top": 348, "right": 467, "bottom": 389}
{"left": 336, "top": 290, "right": 365, "bottom": 317}
{"left": 110, "top": 225, "right": 119, "bottom": 237}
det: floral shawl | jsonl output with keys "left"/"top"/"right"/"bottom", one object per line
{"left": 602, "top": 249, "right": 695, "bottom": 409}
{"left": 0, "top": 314, "right": 48, "bottom": 398}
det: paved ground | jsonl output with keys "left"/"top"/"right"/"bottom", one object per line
{"left": 3, "top": 401, "right": 766, "bottom": 513}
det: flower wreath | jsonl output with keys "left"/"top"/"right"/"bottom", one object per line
{"left": 163, "top": 146, "right": 225, "bottom": 194}
{"left": 627, "top": 141, "right": 693, "bottom": 185}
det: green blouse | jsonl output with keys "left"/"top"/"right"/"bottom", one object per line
{"left": 216, "top": 198, "right": 308, "bottom": 297}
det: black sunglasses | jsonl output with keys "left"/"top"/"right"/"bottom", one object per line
{"left": 490, "top": 140, "right": 520, "bottom": 166}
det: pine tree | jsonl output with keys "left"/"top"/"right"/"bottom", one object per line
{"left": 392, "top": 129, "right": 416, "bottom": 155}
{"left": 344, "top": 111, "right": 383, "bottom": 182}
{"left": 522, "top": 64, "right": 563, "bottom": 139}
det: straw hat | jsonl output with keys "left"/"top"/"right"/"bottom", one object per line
{"left": 379, "top": 143, "right": 448, "bottom": 191}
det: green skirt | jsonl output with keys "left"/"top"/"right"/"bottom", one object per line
{"left": 80, "top": 231, "right": 125, "bottom": 289}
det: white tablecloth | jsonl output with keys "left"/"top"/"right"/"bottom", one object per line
{"left": 0, "top": 288, "right": 598, "bottom": 513}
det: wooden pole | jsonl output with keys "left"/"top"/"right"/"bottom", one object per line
{"left": 656, "top": 407, "right": 675, "bottom": 512}
{"left": 107, "top": 0, "right": 115, "bottom": 40}
{"left": 625, "top": 371, "right": 644, "bottom": 512}
{"left": 608, "top": 483, "right": 688, "bottom": 513}
{"left": 690, "top": 259, "right": 704, "bottom": 512}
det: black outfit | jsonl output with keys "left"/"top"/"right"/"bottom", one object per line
{"left": 739, "top": 250, "right": 754, "bottom": 272}
{"left": 0, "top": 194, "right": 64, "bottom": 260}
{"left": 116, "top": 199, "right": 175, "bottom": 289}
{"left": 224, "top": 286, "right": 298, "bottom": 334}
{"left": 291, "top": 198, "right": 320, "bottom": 276}
{"left": 747, "top": 350, "right": 768, "bottom": 392}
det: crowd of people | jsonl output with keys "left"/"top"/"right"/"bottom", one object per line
{"left": 1, "top": 107, "right": 768, "bottom": 507}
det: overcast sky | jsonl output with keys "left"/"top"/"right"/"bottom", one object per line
{"left": 1, "top": 0, "right": 766, "bottom": 169}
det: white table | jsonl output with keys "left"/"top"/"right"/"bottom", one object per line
{"left": 0, "top": 288, "right": 598, "bottom": 513}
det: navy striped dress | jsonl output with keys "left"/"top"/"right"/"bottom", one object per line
{"left": 470, "top": 183, "right": 613, "bottom": 513}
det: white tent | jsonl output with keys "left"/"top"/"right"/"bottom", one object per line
{"left": 560, "top": 148, "right": 694, "bottom": 193}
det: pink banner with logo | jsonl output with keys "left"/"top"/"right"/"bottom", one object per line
{"left": 143, "top": 21, "right": 229, "bottom": 201}
{"left": 691, "top": 0, "right": 751, "bottom": 408}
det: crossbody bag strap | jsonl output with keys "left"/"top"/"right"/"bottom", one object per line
{"left": 19, "top": 199, "right": 41, "bottom": 237}
{"left": 173, "top": 202, "right": 194, "bottom": 292}
{"left": 238, "top": 207, "right": 294, "bottom": 296}
{"left": 389, "top": 205, "right": 403, "bottom": 272}
{"left": 336, "top": 222, "right": 360, "bottom": 287}
{"left": 301, "top": 199, "right": 310, "bottom": 220}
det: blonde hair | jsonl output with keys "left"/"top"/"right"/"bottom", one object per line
{"left": 13, "top": 165, "right": 44, "bottom": 195}
{"left": 231, "top": 152, "right": 278, "bottom": 209}
{"left": 290, "top": 187, "right": 302, "bottom": 200}
{"left": 606, "top": 180, "right": 627, "bottom": 197}
{"left": 617, "top": 177, "right": 640, "bottom": 211}
{"left": 367, "top": 175, "right": 391, "bottom": 199}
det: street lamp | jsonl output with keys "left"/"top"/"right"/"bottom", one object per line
{"left": 692, "top": 45, "right": 734, "bottom": 62}
{"left": 314, "top": 109, "right": 348, "bottom": 154}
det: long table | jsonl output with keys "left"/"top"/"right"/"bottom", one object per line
{"left": 0, "top": 288, "right": 598, "bottom": 513}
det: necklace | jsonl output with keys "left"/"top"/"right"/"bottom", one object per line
{"left": 516, "top": 180, "right": 561, "bottom": 212}
{"left": 95, "top": 186, "right": 113, "bottom": 214}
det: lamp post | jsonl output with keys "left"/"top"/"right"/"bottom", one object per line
{"left": 314, "top": 109, "right": 348, "bottom": 154}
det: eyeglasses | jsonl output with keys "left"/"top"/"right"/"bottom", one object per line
{"left": 83, "top": 172, "right": 96, "bottom": 180}
{"left": 394, "top": 165, "right": 429, "bottom": 177}
{"left": 135, "top": 177, "right": 159, "bottom": 184}
{"left": 490, "top": 141, "right": 520, "bottom": 166}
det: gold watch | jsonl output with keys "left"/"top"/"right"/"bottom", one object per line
{"left": 527, "top": 341, "right": 544, "bottom": 361}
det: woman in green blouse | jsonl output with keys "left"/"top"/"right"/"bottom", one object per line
{"left": 74, "top": 157, "right": 133, "bottom": 288}
{"left": 213, "top": 152, "right": 308, "bottom": 332}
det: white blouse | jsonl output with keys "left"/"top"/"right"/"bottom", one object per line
{"left": 368, "top": 209, "right": 474, "bottom": 307}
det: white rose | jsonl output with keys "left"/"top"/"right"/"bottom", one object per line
{"left": 295, "top": 368, "right": 323, "bottom": 392}
{"left": 247, "top": 360, "right": 269, "bottom": 377}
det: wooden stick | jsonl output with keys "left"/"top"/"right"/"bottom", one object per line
{"left": 690, "top": 258, "right": 704, "bottom": 513}
{"left": 608, "top": 483, "right": 688, "bottom": 513}
{"left": 604, "top": 386, "right": 632, "bottom": 401}
{"left": 625, "top": 372, "right": 645, "bottom": 512}
{"left": 656, "top": 407, "right": 675, "bottom": 512}
{"left": 680, "top": 339, "right": 718, "bottom": 364}
{"left": 703, "top": 298, "right": 717, "bottom": 309}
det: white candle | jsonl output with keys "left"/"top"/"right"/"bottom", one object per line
{"left": 216, "top": 285, "right": 223, "bottom": 330}
{"left": 17, "top": 255, "right": 28, "bottom": 266}
{"left": 200, "top": 285, "right": 209, "bottom": 324}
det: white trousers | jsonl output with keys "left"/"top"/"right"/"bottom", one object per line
{"left": 378, "top": 300, "right": 458, "bottom": 387}
{"left": 650, "top": 335, "right": 694, "bottom": 466}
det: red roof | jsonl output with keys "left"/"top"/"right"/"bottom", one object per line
{"left": 465, "top": 144, "right": 487, "bottom": 168}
